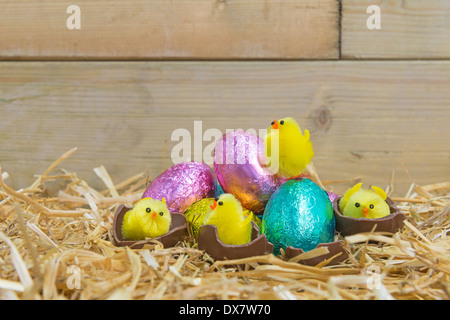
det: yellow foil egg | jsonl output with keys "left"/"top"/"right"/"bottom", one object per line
{"left": 184, "top": 198, "right": 215, "bottom": 239}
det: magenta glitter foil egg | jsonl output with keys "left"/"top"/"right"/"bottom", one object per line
{"left": 213, "top": 131, "right": 286, "bottom": 215}
{"left": 327, "top": 191, "right": 339, "bottom": 203}
{"left": 142, "top": 162, "right": 218, "bottom": 214}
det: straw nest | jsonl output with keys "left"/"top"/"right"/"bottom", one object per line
{"left": 0, "top": 148, "right": 449, "bottom": 300}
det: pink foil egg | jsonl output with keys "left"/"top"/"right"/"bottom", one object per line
{"left": 213, "top": 131, "right": 286, "bottom": 215}
{"left": 327, "top": 191, "right": 340, "bottom": 203}
{"left": 142, "top": 161, "right": 218, "bottom": 214}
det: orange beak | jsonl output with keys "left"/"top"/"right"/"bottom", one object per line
{"left": 210, "top": 199, "right": 218, "bottom": 210}
{"left": 151, "top": 212, "right": 156, "bottom": 219}
{"left": 363, "top": 207, "right": 368, "bottom": 217}
{"left": 272, "top": 120, "right": 279, "bottom": 130}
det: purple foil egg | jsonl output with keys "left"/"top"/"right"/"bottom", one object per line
{"left": 213, "top": 131, "right": 286, "bottom": 215}
{"left": 327, "top": 191, "right": 340, "bottom": 203}
{"left": 142, "top": 162, "right": 218, "bottom": 214}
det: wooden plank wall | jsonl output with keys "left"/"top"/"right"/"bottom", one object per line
{"left": 0, "top": 0, "right": 339, "bottom": 59}
{"left": 343, "top": 0, "right": 450, "bottom": 59}
{"left": 0, "top": 0, "right": 449, "bottom": 197}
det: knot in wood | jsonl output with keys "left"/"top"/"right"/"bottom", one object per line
{"left": 312, "top": 105, "right": 332, "bottom": 132}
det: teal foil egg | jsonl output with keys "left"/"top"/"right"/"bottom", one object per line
{"left": 261, "top": 179, "right": 335, "bottom": 255}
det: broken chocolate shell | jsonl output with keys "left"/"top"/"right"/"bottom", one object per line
{"left": 333, "top": 196, "right": 405, "bottom": 237}
{"left": 285, "top": 241, "right": 348, "bottom": 266}
{"left": 112, "top": 204, "right": 187, "bottom": 249}
{"left": 198, "top": 221, "right": 274, "bottom": 261}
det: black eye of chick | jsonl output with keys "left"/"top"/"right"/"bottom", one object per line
{"left": 355, "top": 203, "right": 360, "bottom": 208}
{"left": 159, "top": 212, "right": 164, "bottom": 216}
{"left": 146, "top": 208, "right": 151, "bottom": 213}
{"left": 369, "top": 204, "right": 374, "bottom": 209}
{"left": 280, "top": 120, "right": 284, "bottom": 125}
{"left": 271, "top": 121, "right": 275, "bottom": 125}
{"left": 218, "top": 201, "right": 223, "bottom": 206}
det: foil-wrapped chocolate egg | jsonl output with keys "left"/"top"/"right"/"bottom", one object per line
{"left": 184, "top": 198, "right": 214, "bottom": 239}
{"left": 327, "top": 191, "right": 340, "bottom": 203}
{"left": 142, "top": 162, "right": 218, "bottom": 214}
{"left": 213, "top": 131, "right": 286, "bottom": 215}
{"left": 261, "top": 179, "right": 335, "bottom": 255}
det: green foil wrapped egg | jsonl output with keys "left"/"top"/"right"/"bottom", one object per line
{"left": 184, "top": 198, "right": 214, "bottom": 239}
{"left": 261, "top": 179, "right": 335, "bottom": 255}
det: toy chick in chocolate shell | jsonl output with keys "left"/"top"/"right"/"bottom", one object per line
{"left": 122, "top": 197, "right": 172, "bottom": 240}
{"left": 340, "top": 183, "right": 390, "bottom": 219}
{"left": 203, "top": 193, "right": 253, "bottom": 245}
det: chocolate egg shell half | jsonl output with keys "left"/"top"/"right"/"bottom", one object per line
{"left": 198, "top": 221, "right": 274, "bottom": 261}
{"left": 112, "top": 204, "right": 187, "bottom": 249}
{"left": 333, "top": 196, "right": 405, "bottom": 237}
{"left": 285, "top": 241, "right": 348, "bottom": 266}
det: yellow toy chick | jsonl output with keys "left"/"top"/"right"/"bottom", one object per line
{"left": 203, "top": 193, "right": 253, "bottom": 245}
{"left": 339, "top": 183, "right": 390, "bottom": 219}
{"left": 264, "top": 117, "right": 314, "bottom": 178}
{"left": 122, "top": 197, "right": 172, "bottom": 240}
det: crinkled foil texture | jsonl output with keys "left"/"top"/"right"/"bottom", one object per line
{"left": 213, "top": 131, "right": 285, "bottom": 215}
{"left": 327, "top": 191, "right": 340, "bottom": 203}
{"left": 143, "top": 162, "right": 218, "bottom": 214}
{"left": 184, "top": 198, "right": 214, "bottom": 238}
{"left": 261, "top": 179, "right": 335, "bottom": 254}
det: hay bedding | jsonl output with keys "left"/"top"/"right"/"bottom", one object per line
{"left": 0, "top": 148, "right": 449, "bottom": 300}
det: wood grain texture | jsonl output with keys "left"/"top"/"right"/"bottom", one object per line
{"left": 0, "top": 0, "right": 339, "bottom": 60}
{"left": 342, "top": 0, "right": 450, "bottom": 59}
{"left": 0, "top": 61, "right": 449, "bottom": 196}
